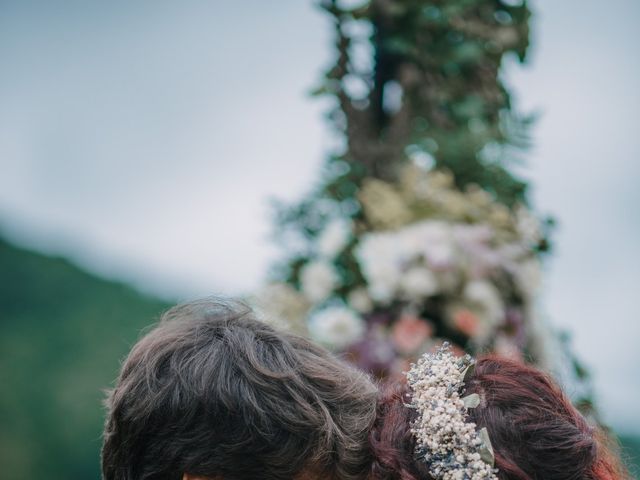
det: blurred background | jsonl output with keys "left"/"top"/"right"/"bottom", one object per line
{"left": 0, "top": 0, "right": 638, "bottom": 478}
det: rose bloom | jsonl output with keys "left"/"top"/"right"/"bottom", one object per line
{"left": 391, "top": 315, "right": 433, "bottom": 354}
{"left": 452, "top": 308, "right": 480, "bottom": 337}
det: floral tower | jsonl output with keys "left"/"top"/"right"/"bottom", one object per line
{"left": 256, "top": 0, "right": 591, "bottom": 406}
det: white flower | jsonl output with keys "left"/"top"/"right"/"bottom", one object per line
{"left": 400, "top": 266, "right": 439, "bottom": 300}
{"left": 408, "top": 221, "right": 456, "bottom": 270}
{"left": 347, "top": 287, "right": 374, "bottom": 313}
{"left": 453, "top": 224, "right": 493, "bottom": 248}
{"left": 356, "top": 220, "right": 458, "bottom": 302}
{"left": 425, "top": 244, "right": 455, "bottom": 270}
{"left": 317, "top": 218, "right": 352, "bottom": 258}
{"left": 355, "top": 233, "right": 403, "bottom": 303}
{"left": 300, "top": 260, "right": 339, "bottom": 303}
{"left": 308, "top": 306, "right": 366, "bottom": 350}
{"left": 514, "top": 258, "right": 542, "bottom": 299}
{"left": 464, "top": 280, "right": 504, "bottom": 325}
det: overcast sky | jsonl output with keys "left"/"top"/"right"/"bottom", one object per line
{"left": 1, "top": 0, "right": 638, "bottom": 433}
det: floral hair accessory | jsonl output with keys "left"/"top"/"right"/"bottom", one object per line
{"left": 406, "top": 342, "right": 497, "bottom": 480}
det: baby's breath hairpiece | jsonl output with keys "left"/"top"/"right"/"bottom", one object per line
{"left": 406, "top": 342, "right": 497, "bottom": 480}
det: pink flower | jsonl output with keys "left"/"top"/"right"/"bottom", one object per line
{"left": 391, "top": 315, "right": 433, "bottom": 354}
{"left": 452, "top": 308, "right": 480, "bottom": 337}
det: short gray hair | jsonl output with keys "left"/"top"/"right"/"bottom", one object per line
{"left": 101, "top": 298, "right": 377, "bottom": 480}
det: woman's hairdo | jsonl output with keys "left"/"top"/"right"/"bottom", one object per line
{"left": 369, "top": 352, "right": 630, "bottom": 480}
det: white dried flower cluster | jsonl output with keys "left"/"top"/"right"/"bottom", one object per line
{"left": 407, "top": 343, "right": 498, "bottom": 480}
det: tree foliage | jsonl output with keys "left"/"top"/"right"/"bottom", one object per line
{"left": 276, "top": 0, "right": 540, "bottom": 280}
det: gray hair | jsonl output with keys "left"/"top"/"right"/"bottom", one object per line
{"left": 101, "top": 298, "right": 378, "bottom": 480}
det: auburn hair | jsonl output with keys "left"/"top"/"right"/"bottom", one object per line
{"left": 369, "top": 355, "right": 629, "bottom": 480}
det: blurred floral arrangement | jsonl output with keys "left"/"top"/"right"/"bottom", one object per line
{"left": 253, "top": 0, "right": 592, "bottom": 408}
{"left": 256, "top": 164, "right": 553, "bottom": 377}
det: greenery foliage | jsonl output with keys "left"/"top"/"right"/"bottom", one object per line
{"left": 278, "top": 0, "right": 536, "bottom": 242}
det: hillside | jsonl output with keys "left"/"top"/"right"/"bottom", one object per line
{"left": 0, "top": 237, "right": 169, "bottom": 479}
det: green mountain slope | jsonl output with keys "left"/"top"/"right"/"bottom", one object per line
{"left": 0, "top": 237, "right": 170, "bottom": 480}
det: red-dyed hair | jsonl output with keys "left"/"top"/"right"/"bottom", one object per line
{"left": 369, "top": 355, "right": 629, "bottom": 480}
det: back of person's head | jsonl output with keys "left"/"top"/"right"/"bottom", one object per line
{"left": 101, "top": 298, "right": 378, "bottom": 480}
{"left": 369, "top": 354, "right": 629, "bottom": 480}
